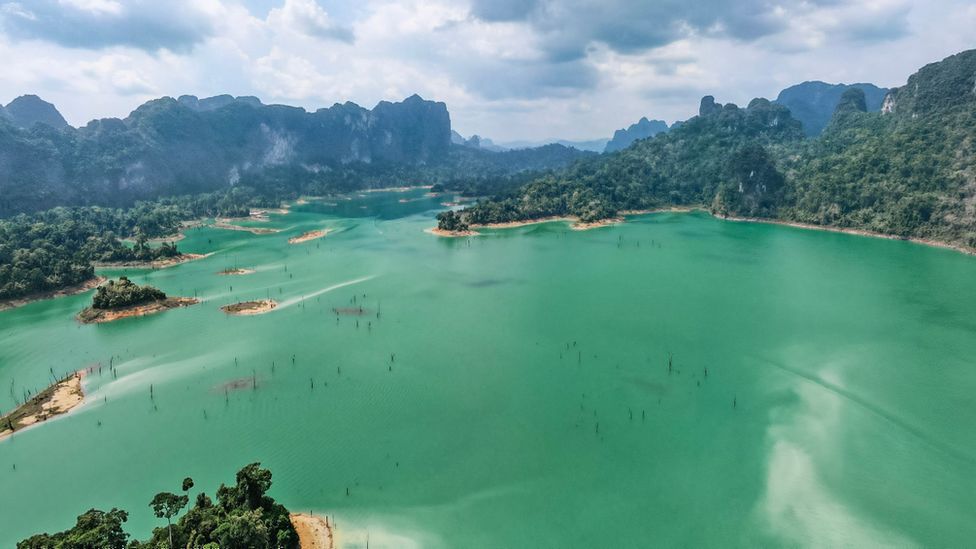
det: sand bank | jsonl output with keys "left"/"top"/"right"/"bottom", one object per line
{"left": 470, "top": 215, "right": 619, "bottom": 231}
{"left": 0, "top": 276, "right": 106, "bottom": 312}
{"left": 214, "top": 219, "right": 281, "bottom": 234}
{"left": 218, "top": 268, "right": 256, "bottom": 275}
{"left": 365, "top": 185, "right": 432, "bottom": 193}
{"left": 425, "top": 227, "right": 479, "bottom": 238}
{"left": 289, "top": 229, "right": 331, "bottom": 244}
{"left": 77, "top": 297, "right": 199, "bottom": 324}
{"left": 290, "top": 513, "right": 336, "bottom": 549}
{"left": 221, "top": 299, "right": 278, "bottom": 315}
{"left": 94, "top": 253, "right": 210, "bottom": 269}
{"left": 0, "top": 371, "right": 85, "bottom": 440}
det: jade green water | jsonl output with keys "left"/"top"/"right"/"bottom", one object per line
{"left": 2, "top": 190, "right": 976, "bottom": 547}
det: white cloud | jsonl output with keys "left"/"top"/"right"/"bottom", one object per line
{"left": 0, "top": 0, "right": 973, "bottom": 141}
{"left": 267, "top": 0, "right": 353, "bottom": 43}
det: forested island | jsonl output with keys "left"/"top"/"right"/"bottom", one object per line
{"left": 0, "top": 189, "right": 261, "bottom": 303}
{"left": 77, "top": 277, "right": 198, "bottom": 324}
{"left": 16, "top": 463, "right": 304, "bottom": 549}
{"left": 440, "top": 50, "right": 976, "bottom": 252}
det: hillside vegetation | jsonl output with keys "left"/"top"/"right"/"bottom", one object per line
{"left": 452, "top": 50, "right": 976, "bottom": 248}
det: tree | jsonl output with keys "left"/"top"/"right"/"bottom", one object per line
{"left": 149, "top": 492, "right": 188, "bottom": 549}
{"left": 16, "top": 508, "right": 129, "bottom": 549}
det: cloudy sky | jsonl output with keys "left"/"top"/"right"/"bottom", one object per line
{"left": 0, "top": 0, "right": 973, "bottom": 141}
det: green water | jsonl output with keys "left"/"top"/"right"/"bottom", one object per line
{"left": 2, "top": 190, "right": 975, "bottom": 547}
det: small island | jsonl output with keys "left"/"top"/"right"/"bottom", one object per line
{"left": 221, "top": 299, "right": 278, "bottom": 315}
{"left": 0, "top": 371, "right": 84, "bottom": 440}
{"left": 77, "top": 277, "right": 198, "bottom": 324}
{"left": 218, "top": 267, "right": 256, "bottom": 275}
{"left": 288, "top": 229, "right": 331, "bottom": 244}
{"left": 430, "top": 210, "right": 478, "bottom": 237}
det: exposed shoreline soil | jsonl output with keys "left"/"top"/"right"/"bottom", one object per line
{"left": 426, "top": 227, "right": 479, "bottom": 237}
{"left": 434, "top": 206, "right": 976, "bottom": 256}
{"left": 290, "top": 513, "right": 336, "bottom": 549}
{"left": 218, "top": 268, "right": 256, "bottom": 275}
{"left": 717, "top": 214, "right": 976, "bottom": 256}
{"left": 0, "top": 371, "right": 85, "bottom": 441}
{"left": 221, "top": 299, "right": 278, "bottom": 315}
{"left": 289, "top": 229, "right": 331, "bottom": 244}
{"left": 94, "top": 253, "right": 210, "bottom": 269}
{"left": 77, "top": 297, "right": 200, "bottom": 324}
{"left": 0, "top": 276, "right": 107, "bottom": 312}
{"left": 213, "top": 219, "right": 281, "bottom": 234}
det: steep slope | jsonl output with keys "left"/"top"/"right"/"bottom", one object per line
{"left": 462, "top": 97, "right": 803, "bottom": 223}
{"left": 775, "top": 82, "right": 887, "bottom": 136}
{"left": 3, "top": 95, "right": 70, "bottom": 130}
{"left": 456, "top": 49, "right": 976, "bottom": 248}
{"left": 0, "top": 94, "right": 453, "bottom": 214}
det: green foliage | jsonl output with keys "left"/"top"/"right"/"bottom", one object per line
{"left": 462, "top": 49, "right": 976, "bottom": 248}
{"left": 91, "top": 277, "right": 166, "bottom": 309}
{"left": 462, "top": 98, "right": 803, "bottom": 224}
{"left": 436, "top": 210, "right": 470, "bottom": 231}
{"left": 16, "top": 508, "right": 129, "bottom": 549}
{"left": 18, "top": 464, "right": 298, "bottom": 549}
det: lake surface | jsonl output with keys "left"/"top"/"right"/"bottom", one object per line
{"left": 2, "top": 189, "right": 975, "bottom": 547}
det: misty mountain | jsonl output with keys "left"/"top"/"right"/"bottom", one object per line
{"left": 774, "top": 81, "right": 888, "bottom": 136}
{"left": 493, "top": 138, "right": 608, "bottom": 153}
{"left": 604, "top": 117, "right": 670, "bottom": 153}
{"left": 1, "top": 95, "right": 70, "bottom": 130}
{"left": 0, "top": 93, "right": 592, "bottom": 215}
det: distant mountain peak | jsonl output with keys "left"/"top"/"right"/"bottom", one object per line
{"left": 604, "top": 116, "right": 669, "bottom": 152}
{"left": 774, "top": 82, "right": 887, "bottom": 136}
{"left": 4, "top": 94, "right": 70, "bottom": 129}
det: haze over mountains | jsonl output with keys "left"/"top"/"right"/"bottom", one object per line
{"left": 774, "top": 82, "right": 889, "bottom": 136}
{"left": 0, "top": 73, "right": 928, "bottom": 217}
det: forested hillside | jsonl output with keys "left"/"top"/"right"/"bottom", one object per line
{"left": 0, "top": 94, "right": 590, "bottom": 216}
{"left": 453, "top": 50, "right": 976, "bottom": 249}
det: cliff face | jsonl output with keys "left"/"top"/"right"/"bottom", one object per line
{"left": 882, "top": 49, "right": 976, "bottom": 117}
{"left": 0, "top": 94, "right": 453, "bottom": 213}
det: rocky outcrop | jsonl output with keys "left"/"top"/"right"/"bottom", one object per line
{"left": 885, "top": 49, "right": 976, "bottom": 116}
{"left": 0, "top": 93, "right": 453, "bottom": 213}
{"left": 699, "top": 96, "right": 723, "bottom": 117}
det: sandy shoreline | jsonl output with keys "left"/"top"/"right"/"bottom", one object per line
{"left": 221, "top": 299, "right": 278, "bottom": 315}
{"left": 0, "top": 371, "right": 85, "bottom": 441}
{"left": 364, "top": 185, "right": 433, "bottom": 193}
{"left": 77, "top": 297, "right": 199, "bottom": 324}
{"left": 218, "top": 268, "right": 256, "bottom": 275}
{"left": 290, "top": 513, "right": 336, "bottom": 549}
{"left": 425, "top": 227, "right": 479, "bottom": 237}
{"left": 436, "top": 206, "right": 975, "bottom": 256}
{"left": 289, "top": 229, "right": 331, "bottom": 244}
{"left": 94, "top": 253, "right": 210, "bottom": 270}
{"left": 0, "top": 276, "right": 107, "bottom": 312}
{"left": 214, "top": 219, "right": 281, "bottom": 234}
{"left": 718, "top": 214, "right": 976, "bottom": 256}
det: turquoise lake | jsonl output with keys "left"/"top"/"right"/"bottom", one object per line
{"left": 1, "top": 189, "right": 975, "bottom": 547}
